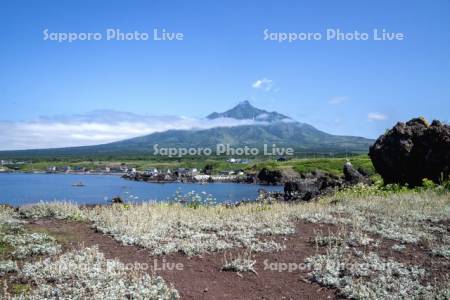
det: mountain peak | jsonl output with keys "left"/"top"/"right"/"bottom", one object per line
{"left": 207, "top": 101, "right": 291, "bottom": 123}
{"left": 237, "top": 100, "right": 251, "bottom": 106}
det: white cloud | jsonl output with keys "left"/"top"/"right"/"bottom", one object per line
{"left": 255, "top": 113, "right": 269, "bottom": 120}
{"left": 0, "top": 110, "right": 267, "bottom": 150}
{"left": 368, "top": 112, "right": 388, "bottom": 121}
{"left": 328, "top": 96, "right": 349, "bottom": 104}
{"left": 252, "top": 78, "right": 273, "bottom": 91}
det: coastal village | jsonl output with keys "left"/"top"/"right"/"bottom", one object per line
{"left": 0, "top": 158, "right": 256, "bottom": 183}
{"left": 122, "top": 167, "right": 250, "bottom": 183}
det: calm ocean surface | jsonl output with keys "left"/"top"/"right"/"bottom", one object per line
{"left": 0, "top": 173, "right": 282, "bottom": 206}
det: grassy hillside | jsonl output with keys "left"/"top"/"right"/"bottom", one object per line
{"left": 0, "top": 122, "right": 374, "bottom": 160}
{"left": 7, "top": 154, "right": 375, "bottom": 178}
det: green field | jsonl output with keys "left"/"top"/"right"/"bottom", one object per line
{"left": 4, "top": 154, "right": 375, "bottom": 178}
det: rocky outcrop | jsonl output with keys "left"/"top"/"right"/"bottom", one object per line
{"left": 257, "top": 168, "right": 283, "bottom": 185}
{"left": 283, "top": 163, "right": 370, "bottom": 201}
{"left": 369, "top": 117, "right": 450, "bottom": 186}
{"left": 343, "top": 162, "right": 371, "bottom": 185}
{"left": 111, "top": 196, "right": 123, "bottom": 204}
{"left": 257, "top": 168, "right": 303, "bottom": 185}
{"left": 284, "top": 172, "right": 343, "bottom": 201}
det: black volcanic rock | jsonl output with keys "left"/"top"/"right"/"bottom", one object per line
{"left": 257, "top": 168, "right": 283, "bottom": 185}
{"left": 343, "top": 162, "right": 371, "bottom": 185}
{"left": 112, "top": 196, "right": 124, "bottom": 204}
{"left": 284, "top": 171, "right": 343, "bottom": 201}
{"left": 369, "top": 117, "right": 450, "bottom": 186}
{"left": 283, "top": 163, "right": 372, "bottom": 201}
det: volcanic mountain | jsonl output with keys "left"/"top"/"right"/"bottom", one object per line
{"left": 207, "top": 100, "right": 291, "bottom": 123}
{"left": 0, "top": 101, "right": 374, "bottom": 158}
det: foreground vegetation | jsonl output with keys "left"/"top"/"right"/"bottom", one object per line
{"left": 0, "top": 205, "right": 179, "bottom": 299}
{"left": 1, "top": 184, "right": 449, "bottom": 299}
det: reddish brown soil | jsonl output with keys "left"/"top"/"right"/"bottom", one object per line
{"left": 23, "top": 219, "right": 450, "bottom": 299}
{"left": 362, "top": 231, "right": 450, "bottom": 284}
{"left": 25, "top": 220, "right": 337, "bottom": 300}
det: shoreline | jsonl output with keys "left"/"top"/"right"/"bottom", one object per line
{"left": 0, "top": 173, "right": 284, "bottom": 207}
{"left": 0, "top": 171, "right": 283, "bottom": 186}
{"left": 0, "top": 171, "right": 124, "bottom": 176}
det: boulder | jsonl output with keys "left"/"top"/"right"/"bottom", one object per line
{"left": 112, "top": 196, "right": 124, "bottom": 204}
{"left": 369, "top": 117, "right": 450, "bottom": 186}
{"left": 343, "top": 162, "right": 371, "bottom": 185}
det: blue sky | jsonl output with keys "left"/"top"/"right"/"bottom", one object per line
{"left": 0, "top": 0, "right": 449, "bottom": 149}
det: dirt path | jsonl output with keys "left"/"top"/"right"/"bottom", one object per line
{"left": 26, "top": 219, "right": 337, "bottom": 300}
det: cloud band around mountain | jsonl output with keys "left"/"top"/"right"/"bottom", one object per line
{"left": 0, "top": 110, "right": 268, "bottom": 150}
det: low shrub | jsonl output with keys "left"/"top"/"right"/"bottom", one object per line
{"left": 222, "top": 251, "right": 257, "bottom": 274}
{"left": 19, "top": 201, "right": 85, "bottom": 221}
{"left": 0, "top": 260, "right": 18, "bottom": 276}
{"left": 14, "top": 246, "right": 179, "bottom": 299}
{"left": 2, "top": 232, "right": 61, "bottom": 259}
{"left": 305, "top": 247, "right": 433, "bottom": 299}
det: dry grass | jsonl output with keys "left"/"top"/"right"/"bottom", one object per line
{"left": 18, "top": 201, "right": 85, "bottom": 221}
{"left": 6, "top": 189, "right": 449, "bottom": 299}
{"left": 298, "top": 189, "right": 450, "bottom": 299}
{"left": 6, "top": 246, "right": 179, "bottom": 299}
{"left": 15, "top": 190, "right": 449, "bottom": 256}
{"left": 89, "top": 203, "right": 292, "bottom": 255}
{"left": 0, "top": 206, "right": 61, "bottom": 261}
{"left": 305, "top": 246, "right": 432, "bottom": 299}
{"left": 288, "top": 190, "right": 450, "bottom": 245}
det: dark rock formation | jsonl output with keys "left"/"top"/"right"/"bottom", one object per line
{"left": 369, "top": 117, "right": 450, "bottom": 186}
{"left": 203, "top": 164, "right": 213, "bottom": 175}
{"left": 356, "top": 167, "right": 369, "bottom": 177}
{"left": 112, "top": 196, "right": 123, "bottom": 204}
{"left": 257, "top": 168, "right": 283, "bottom": 185}
{"left": 284, "top": 171, "right": 344, "bottom": 201}
{"left": 122, "top": 172, "right": 176, "bottom": 183}
{"left": 283, "top": 164, "right": 371, "bottom": 201}
{"left": 234, "top": 174, "right": 257, "bottom": 184}
{"left": 343, "top": 162, "right": 371, "bottom": 185}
